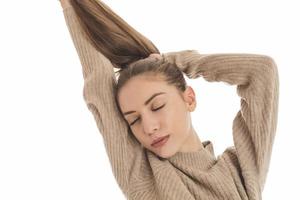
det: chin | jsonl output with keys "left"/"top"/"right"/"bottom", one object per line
{"left": 158, "top": 154, "right": 170, "bottom": 159}
{"left": 147, "top": 143, "right": 176, "bottom": 159}
{"left": 156, "top": 150, "right": 176, "bottom": 159}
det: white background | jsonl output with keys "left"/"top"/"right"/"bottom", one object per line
{"left": 0, "top": 0, "right": 298, "bottom": 199}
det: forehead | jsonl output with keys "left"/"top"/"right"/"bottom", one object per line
{"left": 118, "top": 76, "right": 173, "bottom": 108}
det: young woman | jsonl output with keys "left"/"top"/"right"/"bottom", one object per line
{"left": 59, "top": 0, "right": 279, "bottom": 199}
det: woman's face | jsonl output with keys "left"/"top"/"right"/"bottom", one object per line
{"left": 117, "top": 74, "right": 200, "bottom": 158}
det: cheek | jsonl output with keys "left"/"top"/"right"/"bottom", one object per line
{"left": 168, "top": 104, "right": 190, "bottom": 136}
{"left": 167, "top": 101, "right": 187, "bottom": 125}
{"left": 130, "top": 130, "right": 147, "bottom": 146}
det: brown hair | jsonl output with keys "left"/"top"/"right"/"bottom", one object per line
{"left": 69, "top": 0, "right": 188, "bottom": 112}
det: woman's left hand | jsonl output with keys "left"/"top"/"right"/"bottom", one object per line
{"left": 148, "top": 53, "right": 162, "bottom": 60}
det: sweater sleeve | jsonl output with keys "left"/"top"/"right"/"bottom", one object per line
{"left": 62, "top": 6, "right": 141, "bottom": 196}
{"left": 162, "top": 50, "right": 279, "bottom": 194}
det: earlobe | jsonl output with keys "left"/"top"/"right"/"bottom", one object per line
{"left": 185, "top": 98, "right": 197, "bottom": 112}
{"left": 188, "top": 102, "right": 196, "bottom": 112}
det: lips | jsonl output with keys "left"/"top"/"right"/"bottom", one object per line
{"left": 151, "top": 135, "right": 170, "bottom": 146}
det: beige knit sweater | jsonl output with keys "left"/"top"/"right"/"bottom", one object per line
{"left": 62, "top": 5, "right": 279, "bottom": 200}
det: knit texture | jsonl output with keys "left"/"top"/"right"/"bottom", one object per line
{"left": 62, "top": 6, "right": 279, "bottom": 200}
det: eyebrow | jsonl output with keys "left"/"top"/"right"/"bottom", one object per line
{"left": 123, "top": 92, "right": 166, "bottom": 116}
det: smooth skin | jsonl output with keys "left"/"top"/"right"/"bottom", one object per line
{"left": 118, "top": 74, "right": 204, "bottom": 159}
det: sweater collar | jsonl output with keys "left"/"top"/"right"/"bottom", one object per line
{"left": 170, "top": 140, "right": 215, "bottom": 157}
{"left": 166, "top": 140, "right": 217, "bottom": 170}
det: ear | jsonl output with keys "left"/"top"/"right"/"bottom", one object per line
{"left": 183, "top": 86, "right": 197, "bottom": 112}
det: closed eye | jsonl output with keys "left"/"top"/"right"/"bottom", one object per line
{"left": 129, "top": 104, "right": 165, "bottom": 126}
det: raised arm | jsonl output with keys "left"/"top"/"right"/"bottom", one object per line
{"left": 60, "top": 2, "right": 142, "bottom": 196}
{"left": 162, "top": 50, "right": 279, "bottom": 195}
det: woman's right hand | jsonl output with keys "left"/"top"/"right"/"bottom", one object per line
{"left": 59, "top": 0, "right": 72, "bottom": 10}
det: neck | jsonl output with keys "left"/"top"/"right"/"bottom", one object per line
{"left": 179, "top": 127, "right": 204, "bottom": 153}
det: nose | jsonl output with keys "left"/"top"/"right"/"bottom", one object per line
{"left": 146, "top": 127, "right": 158, "bottom": 137}
{"left": 142, "top": 115, "right": 159, "bottom": 136}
